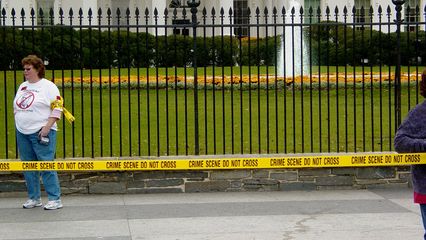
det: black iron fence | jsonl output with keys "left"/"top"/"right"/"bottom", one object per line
{"left": 1, "top": 1, "right": 425, "bottom": 159}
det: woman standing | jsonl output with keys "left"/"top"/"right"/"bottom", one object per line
{"left": 14, "top": 55, "right": 62, "bottom": 210}
{"left": 394, "top": 69, "right": 426, "bottom": 239}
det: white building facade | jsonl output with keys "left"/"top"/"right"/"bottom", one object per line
{"left": 0, "top": 0, "right": 424, "bottom": 35}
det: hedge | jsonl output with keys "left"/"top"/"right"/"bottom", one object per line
{"left": 0, "top": 23, "right": 424, "bottom": 70}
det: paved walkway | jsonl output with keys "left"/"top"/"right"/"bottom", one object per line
{"left": 0, "top": 187, "right": 422, "bottom": 240}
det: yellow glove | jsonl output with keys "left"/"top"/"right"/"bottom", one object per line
{"left": 51, "top": 96, "right": 75, "bottom": 123}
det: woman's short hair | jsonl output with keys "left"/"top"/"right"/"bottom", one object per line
{"left": 21, "top": 55, "right": 45, "bottom": 78}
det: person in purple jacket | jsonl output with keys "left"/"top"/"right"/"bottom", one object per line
{"left": 394, "top": 69, "right": 426, "bottom": 240}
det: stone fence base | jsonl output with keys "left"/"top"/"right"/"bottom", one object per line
{"left": 0, "top": 166, "right": 411, "bottom": 194}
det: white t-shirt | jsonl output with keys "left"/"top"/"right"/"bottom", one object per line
{"left": 14, "top": 78, "right": 62, "bottom": 134}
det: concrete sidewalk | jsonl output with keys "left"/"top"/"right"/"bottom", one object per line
{"left": 0, "top": 187, "right": 422, "bottom": 240}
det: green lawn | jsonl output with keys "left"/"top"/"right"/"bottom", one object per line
{"left": 0, "top": 66, "right": 421, "bottom": 159}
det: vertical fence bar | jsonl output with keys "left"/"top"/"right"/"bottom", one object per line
{"left": 98, "top": 8, "right": 103, "bottom": 157}
{"left": 308, "top": 7, "right": 313, "bottom": 153}
{"left": 236, "top": 7, "right": 243, "bottom": 155}
{"left": 189, "top": 0, "right": 200, "bottom": 155}
{"left": 221, "top": 7, "right": 226, "bottom": 154}
{"left": 273, "top": 7, "right": 278, "bottom": 153}
{"left": 406, "top": 6, "right": 411, "bottom": 111}
{"left": 13, "top": 9, "right": 18, "bottom": 158}
{"left": 183, "top": 7, "right": 189, "bottom": 155}
{"left": 30, "top": 8, "right": 35, "bottom": 52}
{"left": 201, "top": 7, "right": 207, "bottom": 155}
{"left": 352, "top": 6, "right": 357, "bottom": 152}
{"left": 317, "top": 7, "right": 322, "bottom": 152}
{"left": 334, "top": 7, "right": 339, "bottom": 152}
{"left": 415, "top": 5, "right": 420, "bottom": 105}
{"left": 145, "top": 8, "right": 151, "bottom": 156}
{"left": 107, "top": 8, "right": 113, "bottom": 156}
{"left": 387, "top": 6, "right": 392, "bottom": 151}
{"left": 229, "top": 8, "right": 235, "bottom": 154}
{"left": 334, "top": 6, "right": 340, "bottom": 152}
{"left": 164, "top": 8, "right": 170, "bottom": 156}
{"left": 68, "top": 9, "right": 76, "bottom": 157}
{"left": 343, "top": 6, "right": 348, "bottom": 152}
{"left": 89, "top": 9, "right": 94, "bottom": 158}
{"left": 173, "top": 8, "right": 179, "bottom": 155}
{"left": 126, "top": 8, "right": 132, "bottom": 156}
{"left": 256, "top": 7, "right": 261, "bottom": 153}
{"left": 300, "top": 7, "right": 305, "bottom": 153}
{"left": 361, "top": 7, "right": 365, "bottom": 152}
{"left": 264, "top": 7, "right": 270, "bottom": 154}
{"left": 369, "top": 7, "right": 374, "bottom": 151}
{"left": 154, "top": 8, "right": 160, "bottom": 156}
{"left": 378, "top": 6, "right": 383, "bottom": 152}
{"left": 135, "top": 8, "right": 141, "bottom": 156}
{"left": 59, "top": 8, "right": 66, "bottom": 157}
{"left": 211, "top": 8, "right": 217, "bottom": 155}
{"left": 283, "top": 7, "right": 287, "bottom": 153}
{"left": 393, "top": 0, "right": 406, "bottom": 131}
{"left": 291, "top": 7, "right": 296, "bottom": 153}
{"left": 78, "top": 8, "right": 85, "bottom": 157}
{"left": 117, "top": 8, "right": 123, "bottom": 156}
{"left": 1, "top": 8, "right": 7, "bottom": 159}
{"left": 325, "top": 7, "right": 330, "bottom": 152}
{"left": 248, "top": 8, "right": 252, "bottom": 154}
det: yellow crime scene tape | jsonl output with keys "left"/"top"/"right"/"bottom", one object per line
{"left": 0, "top": 152, "right": 424, "bottom": 171}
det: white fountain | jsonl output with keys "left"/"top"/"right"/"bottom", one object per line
{"left": 278, "top": 0, "right": 309, "bottom": 77}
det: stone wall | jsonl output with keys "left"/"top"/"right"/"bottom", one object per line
{"left": 0, "top": 166, "right": 411, "bottom": 195}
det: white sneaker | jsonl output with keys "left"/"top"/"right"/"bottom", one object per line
{"left": 43, "top": 199, "right": 63, "bottom": 210}
{"left": 23, "top": 199, "right": 42, "bottom": 209}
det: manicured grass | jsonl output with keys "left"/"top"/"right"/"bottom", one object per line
{"left": 0, "top": 66, "right": 421, "bottom": 158}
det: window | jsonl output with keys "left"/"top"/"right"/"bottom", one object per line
{"left": 233, "top": 0, "right": 249, "bottom": 37}
{"left": 405, "top": 0, "right": 419, "bottom": 32}
{"left": 36, "top": 0, "right": 54, "bottom": 25}
{"left": 304, "top": 0, "right": 320, "bottom": 23}
{"left": 354, "top": 0, "right": 371, "bottom": 29}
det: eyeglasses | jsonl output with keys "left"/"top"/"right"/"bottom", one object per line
{"left": 23, "top": 68, "right": 32, "bottom": 71}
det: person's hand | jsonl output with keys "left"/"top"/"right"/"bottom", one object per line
{"left": 39, "top": 126, "right": 50, "bottom": 137}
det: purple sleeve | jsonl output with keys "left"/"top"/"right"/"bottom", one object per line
{"left": 394, "top": 102, "right": 426, "bottom": 153}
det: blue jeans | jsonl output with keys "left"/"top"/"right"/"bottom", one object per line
{"left": 16, "top": 129, "right": 61, "bottom": 201}
{"left": 420, "top": 204, "right": 426, "bottom": 240}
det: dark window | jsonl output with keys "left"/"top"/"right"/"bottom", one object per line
{"left": 233, "top": 0, "right": 249, "bottom": 37}
{"left": 304, "top": 0, "right": 321, "bottom": 23}
{"left": 355, "top": 0, "right": 371, "bottom": 30}
{"left": 405, "top": 0, "right": 419, "bottom": 32}
{"left": 36, "top": 0, "right": 55, "bottom": 25}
